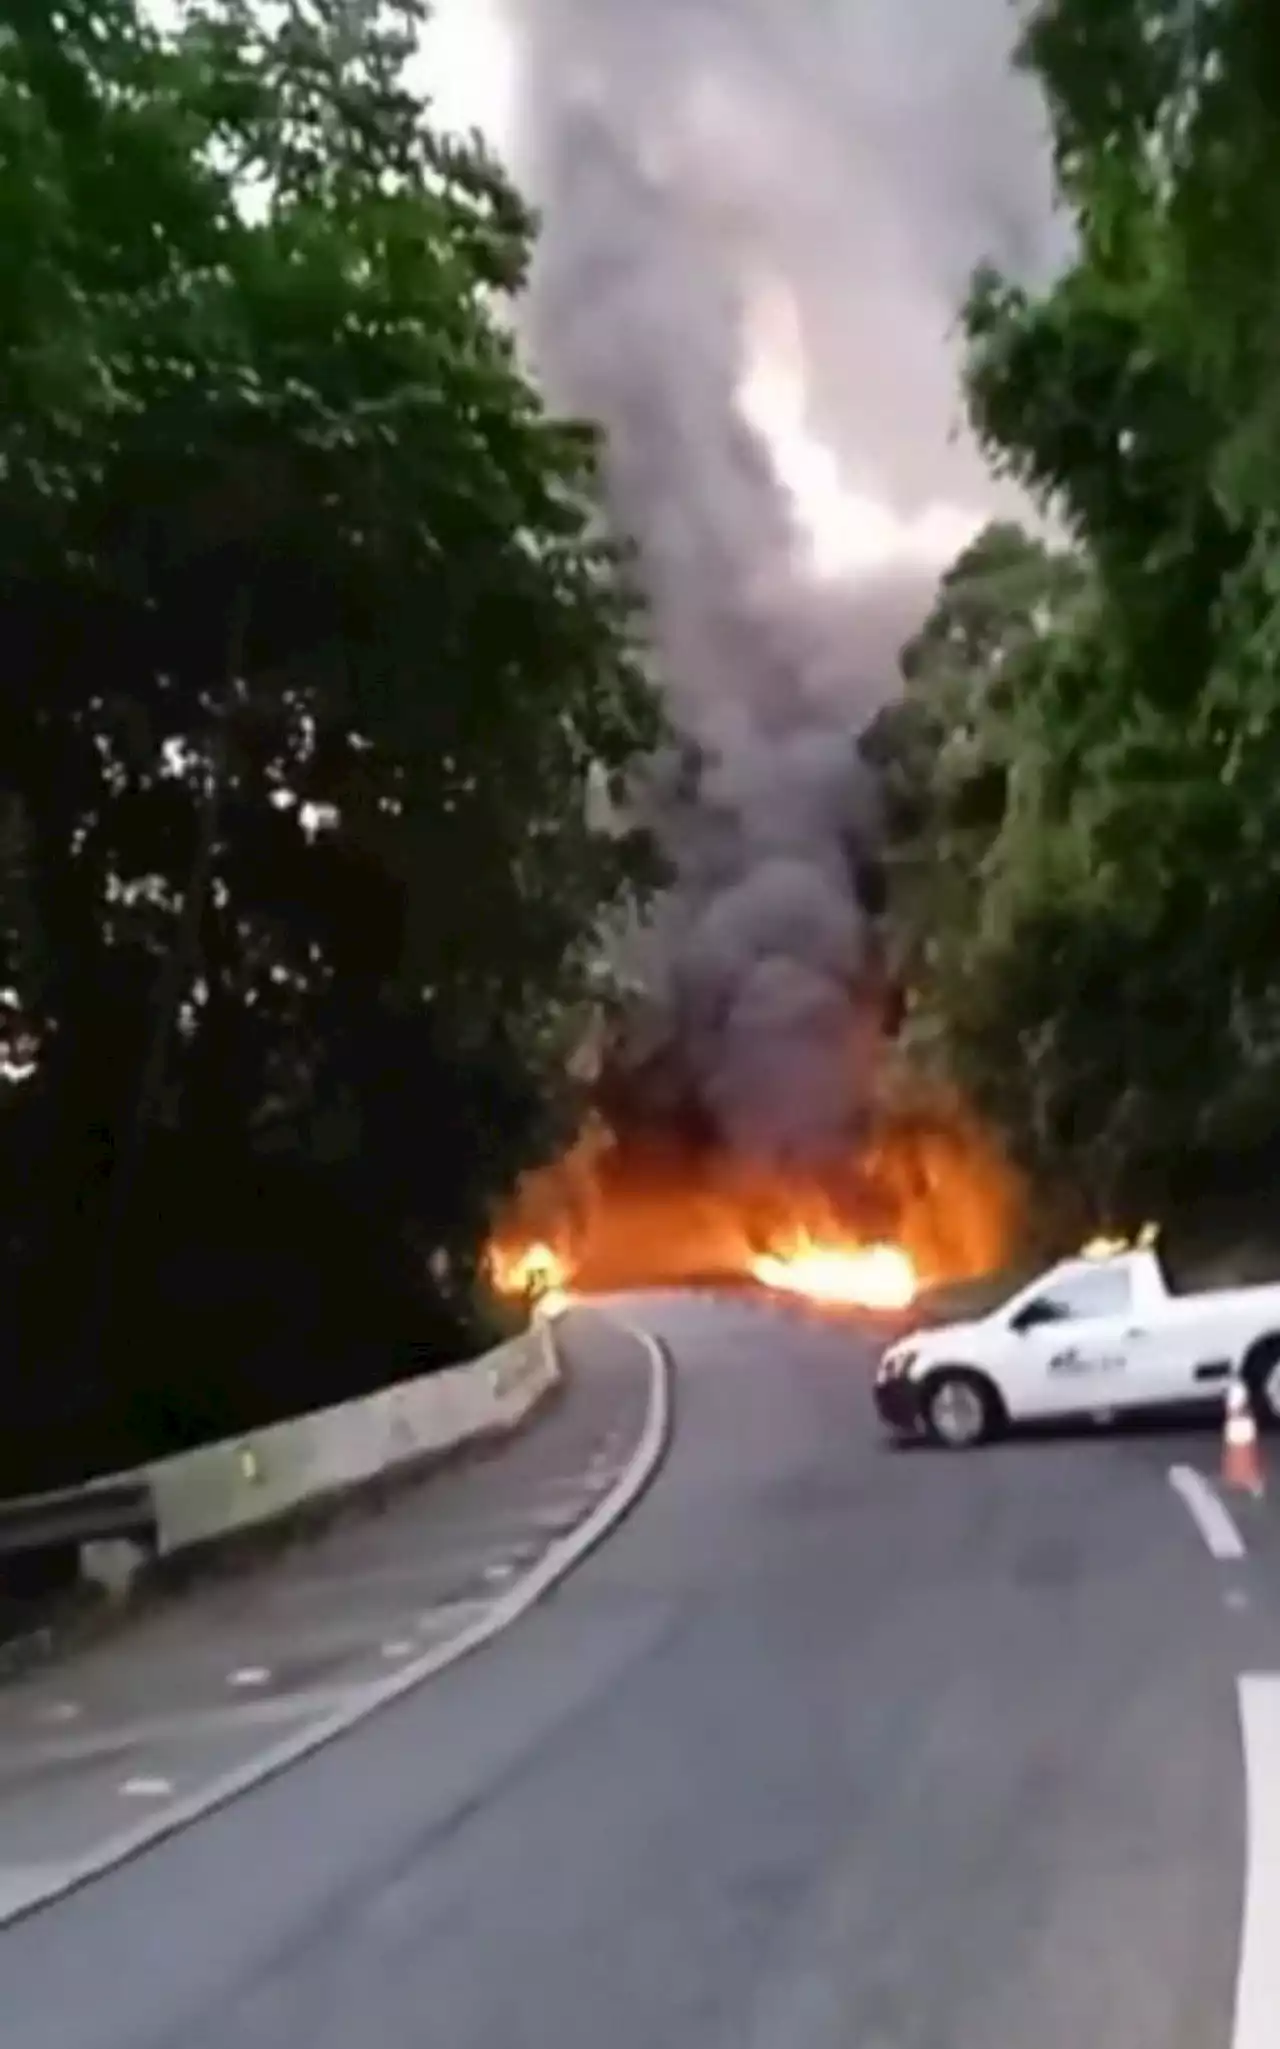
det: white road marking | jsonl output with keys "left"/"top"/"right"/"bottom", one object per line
{"left": 1234, "top": 1677, "right": 1280, "bottom": 2049}
{"left": 380, "top": 1640, "right": 414, "bottom": 1660}
{"left": 1226, "top": 1587, "right": 1251, "bottom": 1612}
{"left": 1168, "top": 1464, "right": 1246, "bottom": 1560}
{"left": 33, "top": 1701, "right": 81, "bottom": 1725}
{"left": 227, "top": 1666, "right": 271, "bottom": 1689}
{"left": 119, "top": 1776, "right": 173, "bottom": 1799}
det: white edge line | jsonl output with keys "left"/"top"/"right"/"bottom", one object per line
{"left": 1168, "top": 1463, "right": 1247, "bottom": 1562}
{"left": 0, "top": 1312, "right": 671, "bottom": 1931}
{"left": 1234, "top": 1675, "right": 1280, "bottom": 2049}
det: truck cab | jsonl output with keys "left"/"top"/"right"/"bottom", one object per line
{"left": 984, "top": 1250, "right": 1231, "bottom": 1419}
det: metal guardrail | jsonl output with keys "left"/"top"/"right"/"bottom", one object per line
{"left": 0, "top": 1478, "right": 156, "bottom": 1557}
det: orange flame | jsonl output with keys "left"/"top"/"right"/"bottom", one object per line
{"left": 750, "top": 1235, "right": 917, "bottom": 1311}
{"left": 487, "top": 1102, "right": 1017, "bottom": 1319}
{"left": 487, "top": 1238, "right": 574, "bottom": 1320}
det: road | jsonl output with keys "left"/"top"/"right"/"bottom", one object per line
{"left": 0, "top": 1287, "right": 1272, "bottom": 2048}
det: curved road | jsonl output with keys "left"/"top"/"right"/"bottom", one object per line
{"left": 0, "top": 1289, "right": 1270, "bottom": 2048}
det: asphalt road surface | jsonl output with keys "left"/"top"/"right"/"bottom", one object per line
{"left": 1, "top": 1287, "right": 1273, "bottom": 2049}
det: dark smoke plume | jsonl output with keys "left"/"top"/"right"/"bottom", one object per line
{"left": 502, "top": 0, "right": 1058, "bottom": 1166}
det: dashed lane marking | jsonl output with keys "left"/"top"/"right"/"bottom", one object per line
{"left": 1168, "top": 1464, "right": 1247, "bottom": 1561}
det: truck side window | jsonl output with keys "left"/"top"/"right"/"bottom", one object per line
{"left": 1020, "top": 1266, "right": 1132, "bottom": 1324}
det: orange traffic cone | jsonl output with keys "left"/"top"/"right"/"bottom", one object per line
{"left": 1222, "top": 1376, "right": 1265, "bottom": 1495}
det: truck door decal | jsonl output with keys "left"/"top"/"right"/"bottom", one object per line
{"left": 1048, "top": 1347, "right": 1125, "bottom": 1376}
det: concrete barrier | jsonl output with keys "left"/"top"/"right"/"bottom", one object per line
{"left": 59, "top": 1321, "right": 561, "bottom": 1611}
{"left": 0, "top": 1314, "right": 563, "bottom": 1645}
{"left": 143, "top": 1321, "right": 558, "bottom": 1558}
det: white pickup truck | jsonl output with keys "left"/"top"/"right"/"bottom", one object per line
{"left": 873, "top": 1245, "right": 1280, "bottom": 1449}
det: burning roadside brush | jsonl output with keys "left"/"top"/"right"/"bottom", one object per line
{"left": 486, "top": 1105, "right": 1017, "bottom": 1324}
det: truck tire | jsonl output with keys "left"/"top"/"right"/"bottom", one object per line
{"left": 1242, "top": 1335, "right": 1280, "bottom": 1428}
{"left": 919, "top": 1366, "right": 1004, "bottom": 1449}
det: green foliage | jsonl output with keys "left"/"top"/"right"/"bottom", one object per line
{"left": 0, "top": 0, "right": 666, "bottom": 1485}
{"left": 869, "top": 0, "right": 1280, "bottom": 1233}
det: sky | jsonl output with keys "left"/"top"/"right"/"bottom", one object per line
{"left": 417, "top": 0, "right": 518, "bottom": 157}
{"left": 418, "top": 0, "right": 1055, "bottom": 606}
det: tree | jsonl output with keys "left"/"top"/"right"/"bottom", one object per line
{"left": 0, "top": 0, "right": 666, "bottom": 1484}
{"left": 870, "top": 0, "right": 1280, "bottom": 1243}
{"left": 861, "top": 521, "right": 1088, "bottom": 968}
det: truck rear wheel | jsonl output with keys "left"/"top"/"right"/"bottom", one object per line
{"left": 920, "top": 1367, "right": 1003, "bottom": 1449}
{"left": 1242, "top": 1336, "right": 1280, "bottom": 1427}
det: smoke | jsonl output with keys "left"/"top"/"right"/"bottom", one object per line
{"left": 498, "top": 0, "right": 1059, "bottom": 1165}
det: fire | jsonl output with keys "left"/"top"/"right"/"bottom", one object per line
{"left": 486, "top": 1100, "right": 1018, "bottom": 1321}
{"left": 487, "top": 1238, "right": 574, "bottom": 1320}
{"left": 750, "top": 1236, "right": 917, "bottom": 1311}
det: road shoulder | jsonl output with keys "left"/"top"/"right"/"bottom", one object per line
{"left": 0, "top": 1306, "right": 667, "bottom": 1928}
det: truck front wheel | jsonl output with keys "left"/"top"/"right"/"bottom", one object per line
{"left": 920, "top": 1367, "right": 1004, "bottom": 1449}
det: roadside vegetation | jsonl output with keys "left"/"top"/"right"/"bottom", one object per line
{"left": 865, "top": 0, "right": 1280, "bottom": 1272}
{"left": 0, "top": 0, "right": 664, "bottom": 1489}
